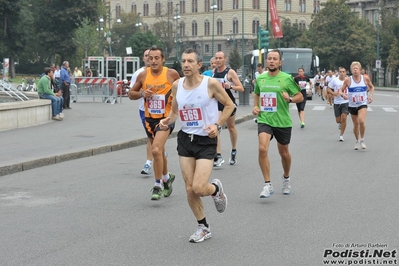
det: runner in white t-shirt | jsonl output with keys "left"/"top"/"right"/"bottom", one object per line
{"left": 325, "top": 70, "right": 334, "bottom": 108}
{"left": 328, "top": 67, "right": 349, "bottom": 142}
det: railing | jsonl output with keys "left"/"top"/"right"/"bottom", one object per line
{"left": 0, "top": 80, "right": 30, "bottom": 101}
{"left": 71, "top": 77, "right": 119, "bottom": 104}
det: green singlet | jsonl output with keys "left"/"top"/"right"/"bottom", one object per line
{"left": 254, "top": 71, "right": 300, "bottom": 128}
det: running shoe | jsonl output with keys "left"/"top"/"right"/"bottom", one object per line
{"left": 213, "top": 155, "right": 224, "bottom": 167}
{"left": 282, "top": 176, "right": 291, "bottom": 195}
{"left": 189, "top": 224, "right": 211, "bottom": 243}
{"left": 339, "top": 135, "right": 344, "bottom": 142}
{"left": 163, "top": 173, "right": 175, "bottom": 197}
{"left": 229, "top": 150, "right": 237, "bottom": 165}
{"left": 260, "top": 183, "right": 274, "bottom": 198}
{"left": 151, "top": 185, "right": 163, "bottom": 200}
{"left": 211, "top": 179, "right": 227, "bottom": 213}
{"left": 300, "top": 122, "right": 305, "bottom": 128}
{"left": 360, "top": 140, "right": 367, "bottom": 149}
{"left": 141, "top": 163, "right": 152, "bottom": 175}
{"left": 354, "top": 141, "right": 360, "bottom": 150}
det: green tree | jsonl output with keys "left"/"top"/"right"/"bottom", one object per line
{"left": 31, "top": 0, "right": 101, "bottom": 64}
{"left": 152, "top": 18, "right": 175, "bottom": 58}
{"left": 269, "top": 18, "right": 306, "bottom": 49}
{"left": 380, "top": 2, "right": 399, "bottom": 70}
{"left": 229, "top": 48, "right": 241, "bottom": 71}
{"left": 387, "top": 38, "right": 399, "bottom": 70}
{"left": 109, "top": 12, "right": 141, "bottom": 56}
{"left": 126, "top": 32, "right": 164, "bottom": 58}
{"left": 73, "top": 18, "right": 98, "bottom": 58}
{"left": 310, "top": 0, "right": 376, "bottom": 70}
{"left": 0, "top": 0, "right": 30, "bottom": 77}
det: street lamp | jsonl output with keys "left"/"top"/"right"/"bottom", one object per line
{"left": 135, "top": 12, "right": 142, "bottom": 28}
{"left": 227, "top": 30, "right": 236, "bottom": 49}
{"left": 174, "top": 4, "right": 181, "bottom": 61}
{"left": 107, "top": 7, "right": 122, "bottom": 56}
{"left": 96, "top": 17, "right": 104, "bottom": 55}
{"left": 210, "top": 1, "right": 217, "bottom": 55}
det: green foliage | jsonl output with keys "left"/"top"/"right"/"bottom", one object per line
{"left": 73, "top": 18, "right": 98, "bottom": 58}
{"left": 127, "top": 32, "right": 164, "bottom": 57}
{"left": 229, "top": 48, "right": 241, "bottom": 71}
{"left": 380, "top": 2, "right": 399, "bottom": 69}
{"left": 109, "top": 12, "right": 141, "bottom": 56}
{"left": 269, "top": 19, "right": 306, "bottom": 49}
{"left": 310, "top": 0, "right": 376, "bottom": 70}
{"left": 387, "top": 38, "right": 399, "bottom": 70}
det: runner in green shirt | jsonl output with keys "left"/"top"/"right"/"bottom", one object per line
{"left": 252, "top": 49, "right": 303, "bottom": 199}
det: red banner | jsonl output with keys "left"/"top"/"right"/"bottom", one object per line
{"left": 269, "top": 0, "right": 283, "bottom": 39}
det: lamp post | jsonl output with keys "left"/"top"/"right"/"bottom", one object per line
{"left": 173, "top": 4, "right": 181, "bottom": 61}
{"left": 227, "top": 30, "right": 236, "bottom": 50}
{"left": 96, "top": 17, "right": 104, "bottom": 55}
{"left": 107, "top": 7, "right": 122, "bottom": 56}
{"left": 376, "top": 16, "right": 380, "bottom": 86}
{"left": 135, "top": 12, "right": 142, "bottom": 29}
{"left": 241, "top": 0, "right": 244, "bottom": 83}
{"left": 210, "top": 1, "right": 217, "bottom": 55}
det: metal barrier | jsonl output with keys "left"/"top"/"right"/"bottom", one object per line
{"left": 71, "top": 77, "right": 119, "bottom": 104}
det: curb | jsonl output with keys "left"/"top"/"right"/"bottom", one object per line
{"left": 0, "top": 113, "right": 255, "bottom": 177}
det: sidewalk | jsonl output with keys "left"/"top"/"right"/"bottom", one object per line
{"left": 0, "top": 94, "right": 255, "bottom": 177}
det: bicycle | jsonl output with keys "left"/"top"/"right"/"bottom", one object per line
{"left": 17, "top": 78, "right": 37, "bottom": 91}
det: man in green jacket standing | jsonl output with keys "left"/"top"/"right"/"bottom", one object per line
{"left": 38, "top": 67, "right": 63, "bottom": 121}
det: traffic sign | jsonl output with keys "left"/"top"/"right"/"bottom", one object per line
{"left": 376, "top": 60, "right": 381, "bottom": 69}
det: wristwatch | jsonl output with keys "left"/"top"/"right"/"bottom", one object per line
{"left": 289, "top": 97, "right": 293, "bottom": 103}
{"left": 215, "top": 123, "right": 222, "bottom": 133}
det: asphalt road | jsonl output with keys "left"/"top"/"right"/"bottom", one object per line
{"left": 0, "top": 90, "right": 398, "bottom": 265}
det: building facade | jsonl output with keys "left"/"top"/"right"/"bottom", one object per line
{"left": 109, "top": 0, "right": 326, "bottom": 62}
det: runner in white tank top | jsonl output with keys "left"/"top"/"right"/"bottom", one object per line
{"left": 339, "top": 61, "right": 374, "bottom": 150}
{"left": 159, "top": 48, "right": 234, "bottom": 243}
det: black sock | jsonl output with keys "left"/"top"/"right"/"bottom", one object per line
{"left": 265, "top": 181, "right": 270, "bottom": 184}
{"left": 211, "top": 183, "right": 219, "bottom": 196}
{"left": 283, "top": 175, "right": 289, "bottom": 179}
{"left": 198, "top": 217, "right": 209, "bottom": 228}
{"left": 232, "top": 149, "right": 236, "bottom": 152}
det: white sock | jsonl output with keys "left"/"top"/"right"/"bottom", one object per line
{"left": 162, "top": 173, "right": 170, "bottom": 182}
{"left": 146, "top": 160, "right": 152, "bottom": 166}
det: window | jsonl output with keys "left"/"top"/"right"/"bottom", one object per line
{"left": 217, "top": 0, "right": 223, "bottom": 11}
{"left": 192, "top": 0, "right": 198, "bottom": 12}
{"left": 192, "top": 21, "right": 197, "bottom": 36}
{"left": 217, "top": 19, "right": 223, "bottom": 35}
{"left": 299, "top": 0, "right": 306, "bottom": 12}
{"left": 180, "top": 1, "right": 186, "bottom": 13}
{"left": 233, "top": 0, "right": 239, "bottom": 9}
{"left": 143, "top": 3, "right": 149, "bottom": 16}
{"left": 180, "top": 22, "right": 185, "bottom": 36}
{"left": 204, "top": 20, "right": 210, "bottom": 36}
{"left": 131, "top": 4, "right": 137, "bottom": 14}
{"left": 284, "top": 0, "right": 291, "bottom": 11}
{"left": 233, "top": 18, "right": 239, "bottom": 34}
{"left": 143, "top": 24, "right": 149, "bottom": 33}
{"left": 217, "top": 44, "right": 222, "bottom": 52}
{"left": 252, "top": 19, "right": 260, "bottom": 34}
{"left": 313, "top": 0, "right": 320, "bottom": 13}
{"left": 168, "top": 1, "right": 174, "bottom": 15}
{"left": 299, "top": 21, "right": 306, "bottom": 30}
{"left": 253, "top": 0, "right": 260, "bottom": 9}
{"left": 155, "top": 1, "right": 161, "bottom": 16}
{"left": 205, "top": 44, "right": 209, "bottom": 53}
{"left": 116, "top": 5, "right": 121, "bottom": 18}
{"left": 205, "top": 0, "right": 210, "bottom": 12}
